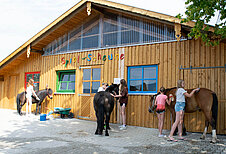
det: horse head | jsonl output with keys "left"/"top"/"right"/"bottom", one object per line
{"left": 149, "top": 94, "right": 158, "bottom": 113}
{"left": 105, "top": 84, "right": 119, "bottom": 96}
{"left": 46, "top": 88, "right": 53, "bottom": 99}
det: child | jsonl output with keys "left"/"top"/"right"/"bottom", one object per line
{"left": 168, "top": 79, "right": 199, "bottom": 141}
{"left": 155, "top": 87, "right": 171, "bottom": 137}
{"left": 98, "top": 83, "right": 108, "bottom": 92}
{"left": 26, "top": 79, "right": 40, "bottom": 116}
{"left": 114, "top": 79, "right": 128, "bottom": 130}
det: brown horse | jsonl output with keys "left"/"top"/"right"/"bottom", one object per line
{"left": 150, "top": 87, "right": 218, "bottom": 143}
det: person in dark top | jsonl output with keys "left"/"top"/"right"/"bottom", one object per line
{"left": 114, "top": 79, "right": 128, "bottom": 130}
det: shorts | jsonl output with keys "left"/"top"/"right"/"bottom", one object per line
{"left": 120, "top": 103, "right": 127, "bottom": 107}
{"left": 156, "top": 109, "right": 165, "bottom": 114}
{"left": 175, "top": 102, "right": 185, "bottom": 112}
{"left": 26, "top": 94, "right": 32, "bottom": 103}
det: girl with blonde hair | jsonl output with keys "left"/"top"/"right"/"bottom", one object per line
{"left": 26, "top": 79, "right": 40, "bottom": 116}
{"left": 168, "top": 79, "right": 199, "bottom": 141}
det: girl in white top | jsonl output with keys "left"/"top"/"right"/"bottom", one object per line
{"left": 97, "top": 83, "right": 108, "bottom": 92}
{"left": 26, "top": 79, "right": 40, "bottom": 116}
{"left": 168, "top": 79, "right": 199, "bottom": 141}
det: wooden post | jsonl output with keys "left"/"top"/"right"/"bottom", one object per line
{"left": 87, "top": 2, "right": 91, "bottom": 16}
{"left": 175, "top": 23, "right": 181, "bottom": 41}
{"left": 27, "top": 45, "right": 31, "bottom": 58}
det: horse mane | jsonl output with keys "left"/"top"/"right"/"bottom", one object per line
{"left": 165, "top": 87, "right": 177, "bottom": 94}
{"left": 105, "top": 84, "right": 119, "bottom": 94}
{"left": 152, "top": 87, "right": 177, "bottom": 96}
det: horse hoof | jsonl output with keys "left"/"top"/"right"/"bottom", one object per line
{"left": 106, "top": 127, "right": 111, "bottom": 130}
{"left": 211, "top": 138, "right": 217, "bottom": 143}
{"left": 182, "top": 132, "right": 187, "bottom": 136}
{"left": 105, "top": 133, "right": 109, "bottom": 136}
{"left": 200, "top": 135, "right": 205, "bottom": 140}
{"left": 210, "top": 140, "right": 216, "bottom": 143}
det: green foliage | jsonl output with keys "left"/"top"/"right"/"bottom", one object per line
{"left": 177, "top": 0, "right": 226, "bottom": 46}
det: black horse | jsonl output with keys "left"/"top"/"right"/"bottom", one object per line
{"left": 93, "top": 84, "right": 119, "bottom": 136}
{"left": 16, "top": 88, "right": 53, "bottom": 115}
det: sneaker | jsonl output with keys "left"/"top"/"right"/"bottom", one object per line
{"left": 158, "top": 134, "right": 166, "bottom": 137}
{"left": 120, "top": 126, "right": 127, "bottom": 130}
{"left": 118, "top": 125, "right": 126, "bottom": 128}
{"left": 118, "top": 125, "right": 123, "bottom": 128}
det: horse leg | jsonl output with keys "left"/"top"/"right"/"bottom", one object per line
{"left": 202, "top": 110, "right": 217, "bottom": 143}
{"left": 105, "top": 117, "right": 109, "bottom": 136}
{"left": 95, "top": 110, "right": 99, "bottom": 135}
{"left": 39, "top": 103, "right": 41, "bottom": 114}
{"left": 98, "top": 118, "right": 104, "bottom": 135}
{"left": 210, "top": 117, "right": 217, "bottom": 143}
{"left": 200, "top": 120, "right": 209, "bottom": 140}
{"left": 211, "top": 129, "right": 217, "bottom": 143}
{"left": 17, "top": 100, "right": 22, "bottom": 115}
{"left": 210, "top": 93, "right": 218, "bottom": 143}
{"left": 35, "top": 103, "right": 39, "bottom": 115}
{"left": 169, "top": 108, "right": 177, "bottom": 136}
{"left": 105, "top": 112, "right": 111, "bottom": 130}
{"left": 182, "top": 120, "right": 187, "bottom": 136}
{"left": 105, "top": 113, "right": 110, "bottom": 136}
{"left": 105, "top": 127, "right": 109, "bottom": 136}
{"left": 95, "top": 109, "right": 103, "bottom": 135}
{"left": 19, "top": 95, "right": 26, "bottom": 115}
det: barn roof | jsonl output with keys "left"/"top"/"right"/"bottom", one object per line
{"left": 0, "top": 0, "right": 212, "bottom": 73}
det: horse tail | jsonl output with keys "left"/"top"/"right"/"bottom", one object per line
{"left": 98, "top": 100, "right": 105, "bottom": 131}
{"left": 211, "top": 92, "right": 218, "bottom": 129}
{"left": 16, "top": 94, "right": 21, "bottom": 115}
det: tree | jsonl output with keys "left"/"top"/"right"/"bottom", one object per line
{"left": 176, "top": 0, "right": 226, "bottom": 46}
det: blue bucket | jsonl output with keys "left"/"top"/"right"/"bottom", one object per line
{"left": 40, "top": 114, "right": 46, "bottom": 121}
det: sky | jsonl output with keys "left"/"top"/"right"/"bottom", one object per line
{"left": 0, "top": 0, "right": 220, "bottom": 62}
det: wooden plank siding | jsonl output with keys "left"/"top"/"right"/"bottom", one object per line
{"left": 0, "top": 39, "right": 225, "bottom": 134}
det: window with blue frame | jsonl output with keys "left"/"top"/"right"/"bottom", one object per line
{"left": 128, "top": 65, "right": 158, "bottom": 93}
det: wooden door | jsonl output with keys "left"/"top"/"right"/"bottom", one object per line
{"left": 0, "top": 81, "right": 4, "bottom": 108}
{"left": 78, "top": 66, "right": 102, "bottom": 120}
{"left": 8, "top": 75, "right": 18, "bottom": 110}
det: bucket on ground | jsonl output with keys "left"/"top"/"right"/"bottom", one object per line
{"left": 40, "top": 114, "right": 46, "bottom": 121}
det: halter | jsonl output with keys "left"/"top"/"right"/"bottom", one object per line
{"left": 46, "top": 88, "right": 53, "bottom": 98}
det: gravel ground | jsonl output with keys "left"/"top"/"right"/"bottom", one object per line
{"left": 0, "top": 109, "right": 225, "bottom": 154}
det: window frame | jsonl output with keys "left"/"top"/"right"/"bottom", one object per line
{"left": 25, "top": 72, "right": 40, "bottom": 92}
{"left": 56, "top": 70, "right": 76, "bottom": 93}
{"left": 128, "top": 65, "right": 158, "bottom": 94}
{"left": 82, "top": 67, "right": 101, "bottom": 94}
{"left": 44, "top": 13, "right": 186, "bottom": 56}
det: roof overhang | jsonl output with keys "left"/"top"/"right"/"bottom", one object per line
{"left": 0, "top": 0, "right": 216, "bottom": 74}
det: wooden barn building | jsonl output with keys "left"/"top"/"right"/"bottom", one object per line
{"left": 0, "top": 0, "right": 225, "bottom": 134}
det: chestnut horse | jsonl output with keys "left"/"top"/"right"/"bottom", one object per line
{"left": 150, "top": 87, "right": 218, "bottom": 143}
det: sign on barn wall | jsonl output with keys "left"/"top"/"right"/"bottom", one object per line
{"left": 60, "top": 51, "right": 125, "bottom": 67}
{"left": 118, "top": 48, "right": 125, "bottom": 79}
